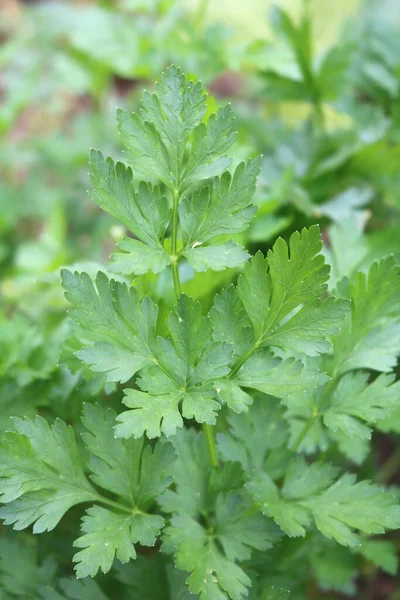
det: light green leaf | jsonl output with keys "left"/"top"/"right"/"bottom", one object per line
{"left": 109, "top": 238, "right": 171, "bottom": 275}
{"left": 235, "top": 350, "right": 329, "bottom": 398}
{"left": 141, "top": 65, "right": 206, "bottom": 183}
{"left": 180, "top": 105, "right": 236, "bottom": 192}
{"left": 216, "top": 379, "right": 253, "bottom": 413}
{"left": 324, "top": 372, "right": 400, "bottom": 440}
{"left": 89, "top": 151, "right": 171, "bottom": 247}
{"left": 262, "top": 588, "right": 290, "bottom": 600}
{"left": 61, "top": 270, "right": 158, "bottom": 382}
{"left": 0, "top": 417, "right": 94, "bottom": 532}
{"left": 179, "top": 158, "right": 262, "bottom": 245}
{"left": 184, "top": 241, "right": 249, "bottom": 272}
{"left": 333, "top": 257, "right": 400, "bottom": 374}
{"left": 217, "top": 396, "right": 289, "bottom": 474}
{"left": 266, "top": 297, "right": 350, "bottom": 357}
{"left": 0, "top": 408, "right": 175, "bottom": 578}
{"left": 248, "top": 458, "right": 400, "bottom": 546}
{"left": 359, "top": 539, "right": 398, "bottom": 576}
{"left": 264, "top": 225, "right": 330, "bottom": 331}
{"left": 237, "top": 251, "right": 270, "bottom": 339}
{"left": 162, "top": 515, "right": 250, "bottom": 600}
{"left": 73, "top": 506, "right": 163, "bottom": 578}
{"left": 117, "top": 108, "right": 171, "bottom": 186}
{"left": 115, "top": 295, "right": 231, "bottom": 438}
{"left": 211, "top": 286, "right": 253, "bottom": 358}
{"left": 116, "top": 390, "right": 183, "bottom": 439}
{"left": 237, "top": 227, "right": 332, "bottom": 353}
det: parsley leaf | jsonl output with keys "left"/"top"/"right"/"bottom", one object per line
{"left": 237, "top": 226, "right": 332, "bottom": 342}
{"left": 247, "top": 457, "right": 400, "bottom": 546}
{"left": 0, "top": 405, "right": 176, "bottom": 578}
{"left": 333, "top": 257, "right": 400, "bottom": 374}
{"left": 61, "top": 270, "right": 158, "bottom": 382}
{"left": 323, "top": 372, "right": 400, "bottom": 440}
{"left": 115, "top": 295, "right": 231, "bottom": 438}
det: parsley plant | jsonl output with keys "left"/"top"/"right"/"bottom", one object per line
{"left": 1, "top": 66, "right": 400, "bottom": 600}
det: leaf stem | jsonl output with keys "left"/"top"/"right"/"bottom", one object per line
{"left": 171, "top": 188, "right": 182, "bottom": 299}
{"left": 229, "top": 339, "right": 261, "bottom": 378}
{"left": 203, "top": 423, "right": 219, "bottom": 468}
{"left": 169, "top": 188, "right": 218, "bottom": 470}
{"left": 92, "top": 494, "right": 134, "bottom": 515}
{"left": 291, "top": 376, "right": 337, "bottom": 452}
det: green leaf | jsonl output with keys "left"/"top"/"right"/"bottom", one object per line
{"left": 214, "top": 493, "right": 275, "bottom": 562}
{"left": 163, "top": 515, "right": 250, "bottom": 600}
{"left": 89, "top": 151, "right": 171, "bottom": 248}
{"left": 217, "top": 396, "right": 289, "bottom": 475}
{"left": 179, "top": 105, "right": 236, "bottom": 192}
{"left": 237, "top": 227, "right": 331, "bottom": 347}
{"left": 117, "top": 108, "right": 171, "bottom": 186}
{"left": 109, "top": 238, "right": 171, "bottom": 275}
{"left": 81, "top": 404, "right": 176, "bottom": 507}
{"left": 0, "top": 407, "right": 176, "bottom": 578}
{"left": 59, "top": 577, "right": 109, "bottom": 600}
{"left": 0, "top": 536, "right": 57, "bottom": 597}
{"left": 116, "top": 390, "right": 184, "bottom": 439}
{"left": 235, "top": 350, "right": 330, "bottom": 398}
{"left": 211, "top": 286, "right": 254, "bottom": 359}
{"left": 248, "top": 457, "right": 400, "bottom": 546}
{"left": 237, "top": 251, "right": 270, "bottom": 340}
{"left": 115, "top": 296, "right": 231, "bottom": 438}
{"left": 0, "top": 417, "right": 94, "bottom": 532}
{"left": 116, "top": 66, "right": 235, "bottom": 192}
{"left": 184, "top": 241, "right": 249, "bottom": 272}
{"left": 266, "top": 297, "right": 350, "bottom": 357}
{"left": 162, "top": 491, "right": 277, "bottom": 600}
{"left": 163, "top": 493, "right": 276, "bottom": 600}
{"left": 264, "top": 225, "right": 330, "bottom": 331}
{"left": 323, "top": 372, "right": 400, "bottom": 440}
{"left": 179, "top": 158, "right": 262, "bottom": 246}
{"left": 61, "top": 270, "right": 158, "bottom": 382}
{"left": 159, "top": 428, "right": 210, "bottom": 518}
{"left": 73, "top": 506, "right": 163, "bottom": 578}
{"left": 333, "top": 257, "right": 400, "bottom": 374}
{"left": 262, "top": 588, "right": 290, "bottom": 600}
{"left": 141, "top": 65, "right": 206, "bottom": 184}
{"left": 359, "top": 539, "right": 398, "bottom": 576}
{"left": 216, "top": 379, "right": 253, "bottom": 413}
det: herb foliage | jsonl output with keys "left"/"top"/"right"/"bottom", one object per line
{"left": 1, "top": 63, "right": 400, "bottom": 600}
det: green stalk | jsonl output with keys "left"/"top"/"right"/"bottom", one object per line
{"left": 92, "top": 494, "right": 134, "bottom": 515}
{"left": 171, "top": 188, "right": 182, "bottom": 298}
{"left": 291, "top": 376, "right": 338, "bottom": 452}
{"left": 170, "top": 187, "right": 218, "bottom": 469}
{"left": 203, "top": 423, "right": 219, "bottom": 469}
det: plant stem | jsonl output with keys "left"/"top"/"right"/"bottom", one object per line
{"left": 229, "top": 340, "right": 260, "bottom": 378}
{"left": 291, "top": 411, "right": 318, "bottom": 452}
{"left": 170, "top": 188, "right": 218, "bottom": 469}
{"left": 376, "top": 445, "right": 400, "bottom": 484}
{"left": 291, "top": 376, "right": 337, "bottom": 452}
{"left": 92, "top": 494, "right": 134, "bottom": 515}
{"left": 171, "top": 188, "right": 182, "bottom": 299}
{"left": 203, "top": 423, "right": 219, "bottom": 468}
